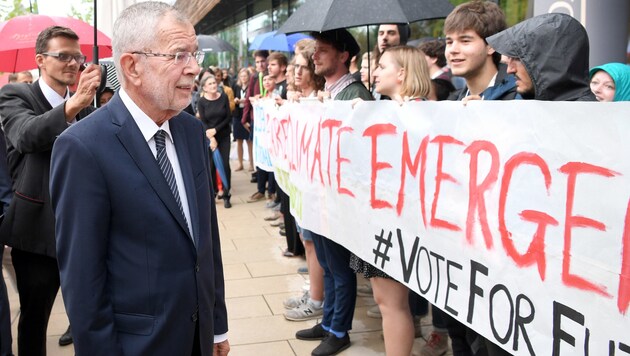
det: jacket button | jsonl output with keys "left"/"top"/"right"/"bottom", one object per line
{"left": 191, "top": 311, "right": 198, "bottom": 322}
{"left": 195, "top": 264, "right": 200, "bottom": 272}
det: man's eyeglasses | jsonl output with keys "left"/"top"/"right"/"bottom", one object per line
{"left": 131, "top": 51, "right": 205, "bottom": 66}
{"left": 42, "top": 52, "right": 87, "bottom": 65}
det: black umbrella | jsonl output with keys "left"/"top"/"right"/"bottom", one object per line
{"left": 277, "top": 0, "right": 454, "bottom": 34}
{"left": 197, "top": 35, "right": 236, "bottom": 53}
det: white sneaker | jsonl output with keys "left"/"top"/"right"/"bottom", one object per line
{"left": 420, "top": 331, "right": 448, "bottom": 356}
{"left": 283, "top": 290, "right": 310, "bottom": 309}
{"left": 284, "top": 300, "right": 323, "bottom": 321}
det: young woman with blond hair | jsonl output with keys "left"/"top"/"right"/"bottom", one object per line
{"left": 351, "top": 45, "right": 433, "bottom": 356}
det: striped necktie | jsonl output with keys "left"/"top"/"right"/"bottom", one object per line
{"left": 154, "top": 130, "right": 189, "bottom": 229}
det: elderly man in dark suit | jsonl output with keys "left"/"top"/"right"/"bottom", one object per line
{"left": 50, "top": 3, "right": 229, "bottom": 356}
{"left": 0, "top": 26, "right": 101, "bottom": 355}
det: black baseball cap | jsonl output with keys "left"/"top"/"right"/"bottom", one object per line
{"left": 310, "top": 29, "right": 360, "bottom": 58}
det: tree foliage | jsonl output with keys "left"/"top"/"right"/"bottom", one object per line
{"left": 69, "top": 0, "right": 93, "bottom": 24}
{"left": 0, "top": 0, "right": 38, "bottom": 21}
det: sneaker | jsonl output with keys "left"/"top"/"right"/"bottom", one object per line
{"left": 356, "top": 284, "right": 373, "bottom": 297}
{"left": 266, "top": 200, "right": 280, "bottom": 209}
{"left": 296, "top": 323, "right": 328, "bottom": 341}
{"left": 312, "top": 333, "right": 351, "bottom": 356}
{"left": 264, "top": 212, "right": 282, "bottom": 221}
{"left": 272, "top": 203, "right": 281, "bottom": 212}
{"left": 367, "top": 305, "right": 381, "bottom": 318}
{"left": 247, "top": 192, "right": 265, "bottom": 203}
{"left": 297, "top": 266, "right": 309, "bottom": 274}
{"left": 420, "top": 331, "right": 448, "bottom": 356}
{"left": 284, "top": 290, "right": 310, "bottom": 309}
{"left": 284, "top": 300, "right": 323, "bottom": 321}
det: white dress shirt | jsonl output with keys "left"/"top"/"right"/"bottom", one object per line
{"left": 39, "top": 78, "right": 70, "bottom": 107}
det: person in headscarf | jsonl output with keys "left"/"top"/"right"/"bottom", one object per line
{"left": 589, "top": 62, "right": 630, "bottom": 102}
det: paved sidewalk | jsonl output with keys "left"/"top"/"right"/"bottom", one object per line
{"left": 4, "top": 160, "right": 452, "bottom": 355}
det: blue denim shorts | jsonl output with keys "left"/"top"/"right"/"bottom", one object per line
{"left": 297, "top": 224, "right": 313, "bottom": 241}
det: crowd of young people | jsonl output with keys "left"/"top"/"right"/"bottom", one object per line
{"left": 189, "top": 1, "right": 628, "bottom": 355}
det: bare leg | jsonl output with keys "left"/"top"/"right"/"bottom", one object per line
{"left": 235, "top": 139, "right": 244, "bottom": 170}
{"left": 304, "top": 239, "right": 324, "bottom": 301}
{"left": 372, "top": 277, "right": 414, "bottom": 356}
{"left": 246, "top": 139, "right": 254, "bottom": 171}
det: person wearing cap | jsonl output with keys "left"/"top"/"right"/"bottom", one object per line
{"left": 371, "top": 24, "right": 410, "bottom": 99}
{"left": 589, "top": 63, "right": 630, "bottom": 102}
{"left": 372, "top": 24, "right": 410, "bottom": 70}
{"left": 294, "top": 28, "right": 371, "bottom": 356}
{"left": 486, "top": 13, "right": 595, "bottom": 101}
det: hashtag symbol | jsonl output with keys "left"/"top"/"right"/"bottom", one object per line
{"left": 373, "top": 229, "right": 393, "bottom": 269}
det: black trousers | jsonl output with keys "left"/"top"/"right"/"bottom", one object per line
{"left": 256, "top": 168, "right": 276, "bottom": 195}
{"left": 12, "top": 248, "right": 60, "bottom": 356}
{"left": 279, "top": 188, "right": 303, "bottom": 255}
{"left": 209, "top": 136, "right": 231, "bottom": 196}
{"left": 191, "top": 321, "right": 200, "bottom": 356}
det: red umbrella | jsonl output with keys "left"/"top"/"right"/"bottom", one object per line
{"left": 0, "top": 14, "right": 112, "bottom": 72}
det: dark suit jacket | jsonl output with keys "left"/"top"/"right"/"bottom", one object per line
{"left": 50, "top": 93, "right": 228, "bottom": 355}
{"left": 0, "top": 80, "right": 94, "bottom": 257}
{"left": 241, "top": 73, "right": 262, "bottom": 126}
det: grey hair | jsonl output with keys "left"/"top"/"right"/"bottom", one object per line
{"left": 200, "top": 74, "right": 216, "bottom": 89}
{"left": 112, "top": 1, "right": 190, "bottom": 85}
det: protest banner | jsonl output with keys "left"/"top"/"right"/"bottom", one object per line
{"left": 253, "top": 103, "right": 274, "bottom": 172}
{"left": 254, "top": 99, "right": 630, "bottom": 355}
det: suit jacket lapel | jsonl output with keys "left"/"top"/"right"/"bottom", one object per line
{"left": 170, "top": 119, "right": 200, "bottom": 248}
{"left": 31, "top": 80, "right": 53, "bottom": 112}
{"left": 109, "top": 95, "right": 193, "bottom": 241}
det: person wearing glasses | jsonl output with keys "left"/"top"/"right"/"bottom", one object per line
{"left": 0, "top": 25, "right": 101, "bottom": 356}
{"left": 49, "top": 2, "right": 229, "bottom": 356}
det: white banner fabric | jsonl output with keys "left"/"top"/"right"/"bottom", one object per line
{"left": 254, "top": 99, "right": 630, "bottom": 355}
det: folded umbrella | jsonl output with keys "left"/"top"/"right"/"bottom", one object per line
{"left": 212, "top": 148, "right": 229, "bottom": 191}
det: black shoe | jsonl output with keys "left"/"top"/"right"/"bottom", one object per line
{"left": 312, "top": 333, "right": 350, "bottom": 356}
{"left": 59, "top": 325, "right": 73, "bottom": 346}
{"left": 296, "top": 323, "right": 328, "bottom": 340}
{"left": 223, "top": 197, "right": 232, "bottom": 209}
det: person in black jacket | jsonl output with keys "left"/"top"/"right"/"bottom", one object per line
{"left": 0, "top": 26, "right": 100, "bottom": 356}
{"left": 197, "top": 74, "right": 233, "bottom": 208}
{"left": 427, "top": 2, "right": 518, "bottom": 356}
{"left": 487, "top": 13, "right": 596, "bottom": 101}
{"left": 232, "top": 68, "right": 253, "bottom": 172}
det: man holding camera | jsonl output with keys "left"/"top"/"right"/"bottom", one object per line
{"left": 0, "top": 25, "right": 100, "bottom": 356}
